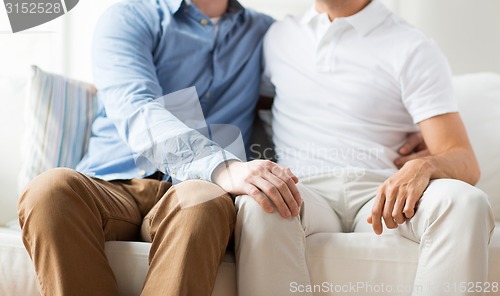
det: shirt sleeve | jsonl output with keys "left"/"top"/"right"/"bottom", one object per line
{"left": 400, "top": 39, "right": 458, "bottom": 124}
{"left": 92, "top": 3, "right": 238, "bottom": 182}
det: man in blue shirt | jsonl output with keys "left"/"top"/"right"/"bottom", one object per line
{"left": 17, "top": 0, "right": 307, "bottom": 295}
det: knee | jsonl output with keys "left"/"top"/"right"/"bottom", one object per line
{"left": 172, "top": 179, "right": 235, "bottom": 224}
{"left": 18, "top": 168, "right": 87, "bottom": 227}
{"left": 235, "top": 195, "right": 300, "bottom": 234}
{"left": 447, "top": 180, "right": 489, "bottom": 215}
{"left": 173, "top": 180, "right": 230, "bottom": 208}
{"left": 427, "top": 179, "right": 493, "bottom": 223}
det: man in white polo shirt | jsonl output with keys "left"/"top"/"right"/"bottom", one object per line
{"left": 234, "top": 0, "right": 495, "bottom": 295}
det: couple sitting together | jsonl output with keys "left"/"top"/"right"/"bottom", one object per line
{"left": 18, "top": 0, "right": 494, "bottom": 295}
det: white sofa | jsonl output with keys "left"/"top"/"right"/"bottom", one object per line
{"left": 1, "top": 71, "right": 499, "bottom": 296}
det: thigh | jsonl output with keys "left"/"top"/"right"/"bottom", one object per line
{"left": 298, "top": 183, "right": 343, "bottom": 236}
{"left": 141, "top": 179, "right": 231, "bottom": 242}
{"left": 19, "top": 168, "right": 168, "bottom": 242}
{"left": 89, "top": 176, "right": 170, "bottom": 241}
{"left": 233, "top": 182, "right": 342, "bottom": 236}
{"left": 397, "top": 178, "right": 492, "bottom": 243}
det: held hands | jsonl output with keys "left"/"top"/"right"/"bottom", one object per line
{"left": 213, "top": 160, "right": 302, "bottom": 219}
{"left": 367, "top": 159, "right": 432, "bottom": 235}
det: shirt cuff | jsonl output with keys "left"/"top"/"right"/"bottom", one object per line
{"left": 168, "top": 147, "right": 240, "bottom": 182}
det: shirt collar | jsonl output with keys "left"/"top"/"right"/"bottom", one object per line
{"left": 164, "top": 0, "right": 244, "bottom": 15}
{"left": 300, "top": 5, "right": 320, "bottom": 25}
{"left": 300, "top": 0, "right": 391, "bottom": 37}
{"left": 164, "top": 0, "right": 185, "bottom": 13}
{"left": 227, "top": 0, "right": 244, "bottom": 14}
{"left": 344, "top": 0, "right": 391, "bottom": 36}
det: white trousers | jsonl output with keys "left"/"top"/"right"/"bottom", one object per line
{"left": 234, "top": 170, "right": 495, "bottom": 296}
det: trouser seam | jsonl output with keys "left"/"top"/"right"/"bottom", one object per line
{"left": 297, "top": 217, "right": 310, "bottom": 286}
{"left": 104, "top": 216, "right": 141, "bottom": 227}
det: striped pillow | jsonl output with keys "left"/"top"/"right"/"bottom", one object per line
{"left": 18, "top": 66, "right": 98, "bottom": 193}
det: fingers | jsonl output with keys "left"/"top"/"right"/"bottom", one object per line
{"left": 367, "top": 181, "right": 412, "bottom": 234}
{"left": 251, "top": 177, "right": 291, "bottom": 218}
{"left": 243, "top": 183, "right": 274, "bottom": 214}
{"left": 395, "top": 132, "right": 429, "bottom": 168}
{"left": 382, "top": 186, "right": 398, "bottom": 229}
{"left": 243, "top": 160, "right": 302, "bottom": 219}
{"left": 399, "top": 132, "right": 423, "bottom": 155}
{"left": 256, "top": 161, "right": 301, "bottom": 217}
{"left": 392, "top": 192, "right": 406, "bottom": 224}
{"left": 271, "top": 165, "right": 302, "bottom": 206}
{"left": 393, "top": 150, "right": 430, "bottom": 168}
{"left": 368, "top": 162, "right": 430, "bottom": 235}
{"left": 281, "top": 166, "right": 299, "bottom": 184}
{"left": 249, "top": 161, "right": 293, "bottom": 218}
{"left": 262, "top": 171, "right": 300, "bottom": 217}
{"left": 369, "top": 186, "right": 385, "bottom": 235}
{"left": 403, "top": 187, "right": 421, "bottom": 219}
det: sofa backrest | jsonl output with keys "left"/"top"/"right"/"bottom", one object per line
{"left": 454, "top": 73, "right": 500, "bottom": 217}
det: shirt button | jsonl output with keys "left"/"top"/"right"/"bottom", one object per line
{"left": 200, "top": 19, "right": 208, "bottom": 26}
{"left": 139, "top": 170, "right": 146, "bottom": 176}
{"left": 183, "top": 8, "right": 188, "bottom": 13}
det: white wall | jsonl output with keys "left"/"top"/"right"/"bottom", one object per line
{"left": 386, "top": 0, "right": 500, "bottom": 75}
{"left": 0, "top": 2, "right": 69, "bottom": 225}
{"left": 2, "top": 0, "right": 499, "bottom": 81}
{"left": 252, "top": 0, "right": 500, "bottom": 75}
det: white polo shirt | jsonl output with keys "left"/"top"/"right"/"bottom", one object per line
{"left": 262, "top": 0, "right": 458, "bottom": 178}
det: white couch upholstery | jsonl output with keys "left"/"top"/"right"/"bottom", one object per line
{"left": 1, "top": 72, "right": 499, "bottom": 295}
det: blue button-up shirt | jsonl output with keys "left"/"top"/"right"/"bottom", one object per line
{"left": 76, "top": 0, "right": 273, "bottom": 181}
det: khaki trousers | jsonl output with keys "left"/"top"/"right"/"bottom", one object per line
{"left": 18, "top": 168, "right": 235, "bottom": 296}
{"left": 235, "top": 170, "right": 495, "bottom": 296}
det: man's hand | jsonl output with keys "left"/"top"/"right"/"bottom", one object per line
{"left": 367, "top": 159, "right": 431, "bottom": 235}
{"left": 394, "top": 132, "right": 430, "bottom": 169}
{"left": 369, "top": 113, "right": 479, "bottom": 235}
{"left": 213, "top": 160, "right": 302, "bottom": 219}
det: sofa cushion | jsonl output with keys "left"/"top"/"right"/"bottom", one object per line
{"left": 17, "top": 66, "right": 98, "bottom": 193}
{"left": 454, "top": 73, "right": 500, "bottom": 219}
{"left": 0, "top": 227, "right": 237, "bottom": 296}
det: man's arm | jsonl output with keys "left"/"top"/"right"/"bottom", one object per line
{"left": 94, "top": 4, "right": 301, "bottom": 216}
{"left": 394, "top": 132, "right": 430, "bottom": 168}
{"left": 368, "top": 112, "right": 479, "bottom": 234}
{"left": 92, "top": 3, "right": 241, "bottom": 181}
